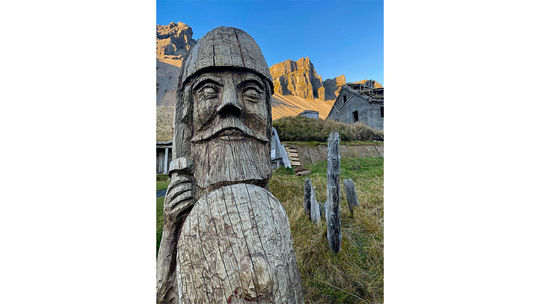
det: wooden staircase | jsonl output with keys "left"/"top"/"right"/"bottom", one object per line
{"left": 284, "top": 145, "right": 301, "bottom": 167}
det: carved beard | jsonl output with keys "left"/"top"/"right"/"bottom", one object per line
{"left": 191, "top": 136, "right": 271, "bottom": 193}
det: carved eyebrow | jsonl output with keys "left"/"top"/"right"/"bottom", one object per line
{"left": 192, "top": 75, "right": 223, "bottom": 91}
{"left": 237, "top": 77, "right": 264, "bottom": 91}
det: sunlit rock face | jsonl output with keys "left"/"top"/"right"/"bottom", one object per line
{"left": 156, "top": 22, "right": 197, "bottom": 58}
{"left": 270, "top": 57, "right": 325, "bottom": 100}
{"left": 322, "top": 74, "right": 346, "bottom": 100}
{"left": 355, "top": 79, "right": 383, "bottom": 88}
{"left": 156, "top": 22, "right": 198, "bottom": 107}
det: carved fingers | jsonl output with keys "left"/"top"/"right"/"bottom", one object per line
{"left": 163, "top": 157, "right": 195, "bottom": 226}
{"left": 164, "top": 174, "right": 194, "bottom": 225}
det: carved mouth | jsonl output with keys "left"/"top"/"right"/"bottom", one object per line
{"left": 216, "top": 128, "right": 246, "bottom": 141}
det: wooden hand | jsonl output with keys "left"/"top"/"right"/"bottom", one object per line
{"left": 157, "top": 157, "right": 194, "bottom": 304}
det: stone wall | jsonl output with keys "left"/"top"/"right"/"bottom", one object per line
{"left": 292, "top": 144, "right": 383, "bottom": 165}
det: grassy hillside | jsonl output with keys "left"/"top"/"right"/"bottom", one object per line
{"left": 156, "top": 156, "right": 383, "bottom": 303}
{"left": 271, "top": 93, "right": 335, "bottom": 120}
{"left": 273, "top": 116, "right": 384, "bottom": 142}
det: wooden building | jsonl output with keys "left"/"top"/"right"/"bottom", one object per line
{"left": 156, "top": 140, "right": 172, "bottom": 174}
{"left": 326, "top": 81, "right": 384, "bottom": 130}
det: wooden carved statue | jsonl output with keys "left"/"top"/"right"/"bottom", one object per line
{"left": 157, "top": 26, "right": 304, "bottom": 304}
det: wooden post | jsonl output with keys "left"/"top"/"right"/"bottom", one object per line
{"left": 310, "top": 184, "right": 321, "bottom": 225}
{"left": 343, "top": 179, "right": 359, "bottom": 214}
{"left": 304, "top": 178, "right": 311, "bottom": 216}
{"left": 326, "top": 131, "right": 342, "bottom": 253}
{"left": 164, "top": 147, "right": 169, "bottom": 174}
{"left": 305, "top": 178, "right": 321, "bottom": 224}
{"left": 157, "top": 26, "right": 304, "bottom": 304}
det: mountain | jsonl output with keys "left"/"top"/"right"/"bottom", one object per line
{"left": 271, "top": 94, "right": 334, "bottom": 120}
{"left": 322, "top": 75, "right": 346, "bottom": 100}
{"left": 269, "top": 57, "right": 325, "bottom": 100}
{"left": 268, "top": 57, "right": 344, "bottom": 120}
{"left": 155, "top": 22, "right": 380, "bottom": 141}
{"left": 156, "top": 22, "right": 196, "bottom": 61}
{"left": 156, "top": 22, "right": 197, "bottom": 106}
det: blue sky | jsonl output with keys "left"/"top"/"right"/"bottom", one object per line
{"left": 157, "top": 0, "right": 383, "bottom": 85}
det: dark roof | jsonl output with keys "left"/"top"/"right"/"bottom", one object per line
{"left": 298, "top": 110, "right": 319, "bottom": 115}
{"left": 326, "top": 85, "right": 384, "bottom": 118}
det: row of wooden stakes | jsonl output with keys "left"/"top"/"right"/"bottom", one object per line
{"left": 302, "top": 131, "right": 360, "bottom": 253}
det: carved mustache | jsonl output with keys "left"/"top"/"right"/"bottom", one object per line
{"left": 191, "top": 116, "right": 269, "bottom": 143}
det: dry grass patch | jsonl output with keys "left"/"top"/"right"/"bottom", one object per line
{"left": 273, "top": 116, "right": 383, "bottom": 142}
{"left": 269, "top": 157, "right": 383, "bottom": 303}
{"left": 156, "top": 156, "right": 384, "bottom": 303}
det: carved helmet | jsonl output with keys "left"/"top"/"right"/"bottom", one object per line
{"left": 178, "top": 26, "right": 274, "bottom": 94}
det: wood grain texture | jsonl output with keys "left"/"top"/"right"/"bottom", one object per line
{"left": 158, "top": 26, "right": 303, "bottom": 304}
{"left": 326, "top": 132, "right": 342, "bottom": 253}
{"left": 191, "top": 129, "right": 271, "bottom": 192}
{"left": 303, "top": 178, "right": 311, "bottom": 217}
{"left": 343, "top": 179, "right": 359, "bottom": 215}
{"left": 179, "top": 27, "right": 273, "bottom": 93}
{"left": 310, "top": 184, "right": 321, "bottom": 225}
{"left": 177, "top": 184, "right": 304, "bottom": 303}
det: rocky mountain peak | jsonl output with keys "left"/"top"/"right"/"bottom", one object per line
{"left": 156, "top": 21, "right": 198, "bottom": 107}
{"left": 156, "top": 21, "right": 197, "bottom": 57}
{"left": 322, "top": 75, "right": 346, "bottom": 100}
{"left": 270, "top": 57, "right": 325, "bottom": 100}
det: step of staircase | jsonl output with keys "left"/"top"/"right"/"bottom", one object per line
{"left": 284, "top": 145, "right": 301, "bottom": 167}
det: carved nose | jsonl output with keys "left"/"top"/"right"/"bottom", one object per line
{"left": 217, "top": 87, "right": 242, "bottom": 117}
{"left": 218, "top": 103, "right": 242, "bottom": 117}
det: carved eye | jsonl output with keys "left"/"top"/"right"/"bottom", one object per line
{"left": 199, "top": 85, "right": 219, "bottom": 99}
{"left": 243, "top": 86, "right": 262, "bottom": 101}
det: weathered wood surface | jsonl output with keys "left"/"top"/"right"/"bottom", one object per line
{"left": 304, "top": 178, "right": 311, "bottom": 216}
{"left": 270, "top": 127, "right": 292, "bottom": 169}
{"left": 179, "top": 27, "right": 273, "bottom": 93}
{"left": 156, "top": 160, "right": 195, "bottom": 304}
{"left": 310, "top": 184, "right": 321, "bottom": 225}
{"left": 343, "top": 178, "right": 359, "bottom": 214}
{"left": 177, "top": 184, "right": 304, "bottom": 303}
{"left": 326, "top": 131, "right": 342, "bottom": 253}
{"left": 158, "top": 26, "right": 304, "bottom": 304}
{"left": 304, "top": 178, "right": 321, "bottom": 224}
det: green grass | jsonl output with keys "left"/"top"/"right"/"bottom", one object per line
{"left": 273, "top": 116, "right": 384, "bottom": 142}
{"left": 156, "top": 174, "right": 170, "bottom": 191}
{"left": 156, "top": 156, "right": 384, "bottom": 303}
{"left": 156, "top": 174, "right": 169, "bottom": 255}
{"left": 156, "top": 196, "right": 165, "bottom": 255}
{"left": 269, "top": 157, "right": 384, "bottom": 304}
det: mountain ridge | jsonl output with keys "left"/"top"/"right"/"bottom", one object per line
{"left": 156, "top": 21, "right": 381, "bottom": 141}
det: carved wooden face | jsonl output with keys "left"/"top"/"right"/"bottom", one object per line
{"left": 190, "top": 70, "right": 270, "bottom": 144}
{"left": 188, "top": 69, "right": 272, "bottom": 191}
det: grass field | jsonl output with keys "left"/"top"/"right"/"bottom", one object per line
{"left": 156, "top": 174, "right": 169, "bottom": 191}
{"left": 156, "top": 156, "right": 383, "bottom": 303}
